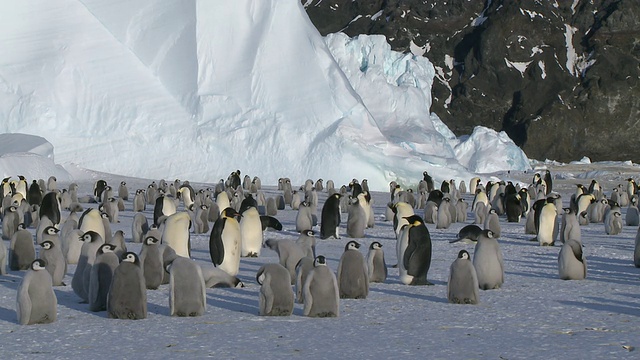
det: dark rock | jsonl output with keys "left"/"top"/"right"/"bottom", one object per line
{"left": 303, "top": 0, "right": 640, "bottom": 162}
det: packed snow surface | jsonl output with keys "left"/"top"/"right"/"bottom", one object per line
{"left": 0, "top": 0, "right": 530, "bottom": 191}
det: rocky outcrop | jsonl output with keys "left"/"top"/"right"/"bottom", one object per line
{"left": 303, "top": 0, "right": 640, "bottom": 162}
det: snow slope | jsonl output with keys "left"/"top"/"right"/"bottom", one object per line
{"left": 0, "top": 162, "right": 638, "bottom": 358}
{"left": 0, "top": 0, "right": 529, "bottom": 191}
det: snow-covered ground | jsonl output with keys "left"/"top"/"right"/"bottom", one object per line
{"left": 0, "top": 155, "right": 638, "bottom": 359}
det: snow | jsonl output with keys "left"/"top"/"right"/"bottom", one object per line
{"left": 0, "top": 0, "right": 531, "bottom": 193}
{"left": 1, "top": 148, "right": 639, "bottom": 357}
{"left": 504, "top": 58, "right": 532, "bottom": 77}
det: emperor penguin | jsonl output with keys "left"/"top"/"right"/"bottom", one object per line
{"left": 366, "top": 241, "right": 387, "bottom": 283}
{"left": 560, "top": 208, "right": 581, "bottom": 244}
{"left": 295, "top": 201, "right": 314, "bottom": 233}
{"left": 166, "top": 256, "right": 206, "bottom": 317}
{"left": 198, "top": 263, "right": 244, "bottom": 288}
{"left": 61, "top": 228, "right": 84, "bottom": 265}
{"left": 392, "top": 202, "right": 415, "bottom": 238}
{"left": 436, "top": 197, "right": 452, "bottom": 229}
{"left": 209, "top": 207, "right": 241, "bottom": 276}
{"left": 450, "top": 224, "right": 483, "bottom": 244}
{"left": 162, "top": 211, "right": 191, "bottom": 258}
{"left": 154, "top": 195, "right": 177, "bottom": 226}
{"left": 118, "top": 181, "right": 128, "bottom": 201}
{"left": 94, "top": 180, "right": 108, "bottom": 202}
{"left": 484, "top": 208, "right": 501, "bottom": 238}
{"left": 472, "top": 229, "right": 504, "bottom": 290}
{"left": 215, "top": 191, "right": 231, "bottom": 215}
{"left": 504, "top": 193, "right": 523, "bottom": 222}
{"left": 139, "top": 235, "right": 164, "bottom": 290}
{"left": 474, "top": 202, "right": 488, "bottom": 226}
{"left": 291, "top": 190, "right": 302, "bottom": 210}
{"left": 447, "top": 250, "right": 480, "bottom": 304}
{"left": 88, "top": 244, "right": 120, "bottom": 312}
{"left": 455, "top": 198, "right": 468, "bottom": 223}
{"left": 337, "top": 241, "right": 369, "bottom": 299}
{"left": 626, "top": 196, "right": 640, "bottom": 226}
{"left": 256, "top": 263, "right": 294, "bottom": 316}
{"left": 346, "top": 196, "right": 366, "bottom": 238}
{"left": 459, "top": 180, "right": 467, "bottom": 194}
{"left": 558, "top": 239, "right": 587, "bottom": 280}
{"left": 133, "top": 189, "right": 146, "bottom": 212}
{"left": 35, "top": 216, "right": 55, "bottom": 245}
{"left": 320, "top": 193, "right": 342, "bottom": 239}
{"left": 264, "top": 238, "right": 312, "bottom": 284}
{"left": 357, "top": 192, "right": 374, "bottom": 228}
{"left": 107, "top": 252, "right": 147, "bottom": 320}
{"left": 178, "top": 184, "right": 196, "bottom": 211}
{"left": 423, "top": 201, "right": 438, "bottom": 224}
{"left": 102, "top": 197, "right": 119, "bottom": 223}
{"left": 9, "top": 224, "right": 35, "bottom": 270}
{"left": 398, "top": 215, "right": 433, "bottom": 285}
{"left": 194, "top": 204, "right": 210, "bottom": 234}
{"left": 72, "top": 230, "right": 105, "bottom": 302}
{"left": 240, "top": 206, "right": 263, "bottom": 257}
{"left": 16, "top": 259, "right": 57, "bottom": 325}
{"left": 303, "top": 255, "right": 340, "bottom": 318}
{"left": 131, "top": 212, "right": 149, "bottom": 244}
{"left": 2, "top": 205, "right": 20, "bottom": 240}
{"left": 78, "top": 208, "right": 106, "bottom": 246}
{"left": 27, "top": 180, "right": 42, "bottom": 206}
{"left": 295, "top": 257, "right": 315, "bottom": 303}
{"left": 39, "top": 240, "right": 66, "bottom": 286}
{"left": 423, "top": 171, "right": 435, "bottom": 193}
{"left": 604, "top": 209, "right": 623, "bottom": 235}
{"left": 535, "top": 199, "right": 557, "bottom": 246}
{"left": 543, "top": 170, "right": 553, "bottom": 195}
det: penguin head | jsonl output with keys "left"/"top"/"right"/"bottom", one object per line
{"left": 31, "top": 259, "right": 47, "bottom": 271}
{"left": 80, "top": 231, "right": 101, "bottom": 243}
{"left": 120, "top": 181, "right": 126, "bottom": 186}
{"left": 100, "top": 212, "right": 110, "bottom": 220}
{"left": 457, "top": 250, "right": 470, "bottom": 260}
{"left": 370, "top": 241, "right": 382, "bottom": 250}
{"left": 221, "top": 207, "right": 240, "bottom": 219}
{"left": 484, "top": 229, "right": 494, "bottom": 239}
{"left": 98, "top": 244, "right": 117, "bottom": 254}
{"left": 256, "top": 266, "right": 266, "bottom": 285}
{"left": 403, "top": 215, "right": 424, "bottom": 227}
{"left": 8, "top": 205, "right": 17, "bottom": 212}
{"left": 41, "top": 241, "right": 54, "bottom": 250}
{"left": 345, "top": 241, "right": 360, "bottom": 251}
{"left": 122, "top": 252, "right": 140, "bottom": 265}
{"left": 17, "top": 223, "right": 26, "bottom": 230}
{"left": 144, "top": 236, "right": 160, "bottom": 246}
{"left": 45, "top": 226, "right": 60, "bottom": 236}
{"left": 314, "top": 255, "right": 327, "bottom": 267}
{"left": 304, "top": 230, "right": 315, "bottom": 237}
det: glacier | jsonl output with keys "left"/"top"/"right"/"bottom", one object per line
{"left": 0, "top": 0, "right": 530, "bottom": 191}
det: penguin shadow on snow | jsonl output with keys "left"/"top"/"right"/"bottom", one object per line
{"left": 52, "top": 289, "right": 106, "bottom": 318}
{"left": 207, "top": 290, "right": 256, "bottom": 314}
{"left": 369, "top": 286, "right": 448, "bottom": 304}
{"left": 557, "top": 297, "right": 640, "bottom": 317}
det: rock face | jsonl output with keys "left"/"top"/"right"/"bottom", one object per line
{"left": 303, "top": 0, "right": 640, "bottom": 162}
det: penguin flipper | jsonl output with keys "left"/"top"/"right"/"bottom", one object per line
{"left": 16, "top": 276, "right": 32, "bottom": 325}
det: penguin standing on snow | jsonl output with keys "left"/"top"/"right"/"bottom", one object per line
{"left": 209, "top": 207, "right": 241, "bottom": 276}
{"left": 448, "top": 250, "right": 479, "bottom": 304}
{"left": 366, "top": 241, "right": 387, "bottom": 283}
{"left": 320, "top": 193, "right": 341, "bottom": 239}
{"left": 337, "top": 241, "right": 369, "bottom": 299}
{"left": 558, "top": 239, "right": 587, "bottom": 280}
{"left": 473, "top": 229, "right": 504, "bottom": 290}
{"left": 398, "top": 215, "right": 433, "bottom": 286}
{"left": 256, "top": 263, "right": 294, "bottom": 316}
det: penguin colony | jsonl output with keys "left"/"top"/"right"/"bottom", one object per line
{"left": 0, "top": 168, "right": 638, "bottom": 326}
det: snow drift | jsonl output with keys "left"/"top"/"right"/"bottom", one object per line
{"left": 0, "top": 0, "right": 529, "bottom": 190}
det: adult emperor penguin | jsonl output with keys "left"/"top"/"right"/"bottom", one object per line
{"left": 88, "top": 244, "right": 120, "bottom": 312}
{"left": 337, "top": 241, "right": 369, "bottom": 299}
{"left": 392, "top": 202, "right": 415, "bottom": 238}
{"left": 504, "top": 193, "right": 523, "bottom": 222}
{"left": 178, "top": 183, "right": 196, "bottom": 211}
{"left": 39, "top": 240, "right": 66, "bottom": 286}
{"left": 107, "top": 252, "right": 147, "bottom": 320}
{"left": 303, "top": 255, "right": 340, "bottom": 318}
{"left": 161, "top": 212, "right": 192, "bottom": 258}
{"left": 320, "top": 193, "right": 342, "bottom": 239}
{"left": 209, "top": 207, "right": 241, "bottom": 276}
{"left": 295, "top": 257, "right": 315, "bottom": 303}
{"left": 473, "top": 229, "right": 504, "bottom": 290}
{"left": 398, "top": 215, "right": 433, "bottom": 286}
{"left": 94, "top": 180, "right": 108, "bottom": 202}
{"left": 560, "top": 208, "right": 581, "bottom": 244}
{"left": 543, "top": 170, "right": 553, "bottom": 195}
{"left": 450, "top": 224, "right": 483, "bottom": 244}
{"left": 166, "top": 256, "right": 206, "bottom": 317}
{"left": 256, "top": 263, "right": 294, "bottom": 316}
{"left": 366, "top": 241, "right": 387, "bottom": 283}
{"left": 558, "top": 239, "right": 587, "bottom": 280}
{"left": 39, "top": 191, "right": 61, "bottom": 226}
{"left": 27, "top": 180, "right": 43, "bottom": 206}
{"left": 535, "top": 198, "right": 557, "bottom": 246}
{"left": 448, "top": 250, "right": 480, "bottom": 304}
{"left": 154, "top": 194, "right": 177, "bottom": 226}
{"left": 72, "top": 230, "right": 105, "bottom": 302}
{"left": 78, "top": 208, "right": 106, "bottom": 246}
{"left": 10, "top": 223, "right": 35, "bottom": 270}
{"left": 240, "top": 206, "right": 263, "bottom": 257}
{"left": 139, "top": 235, "right": 164, "bottom": 290}
{"left": 16, "top": 259, "right": 57, "bottom": 325}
